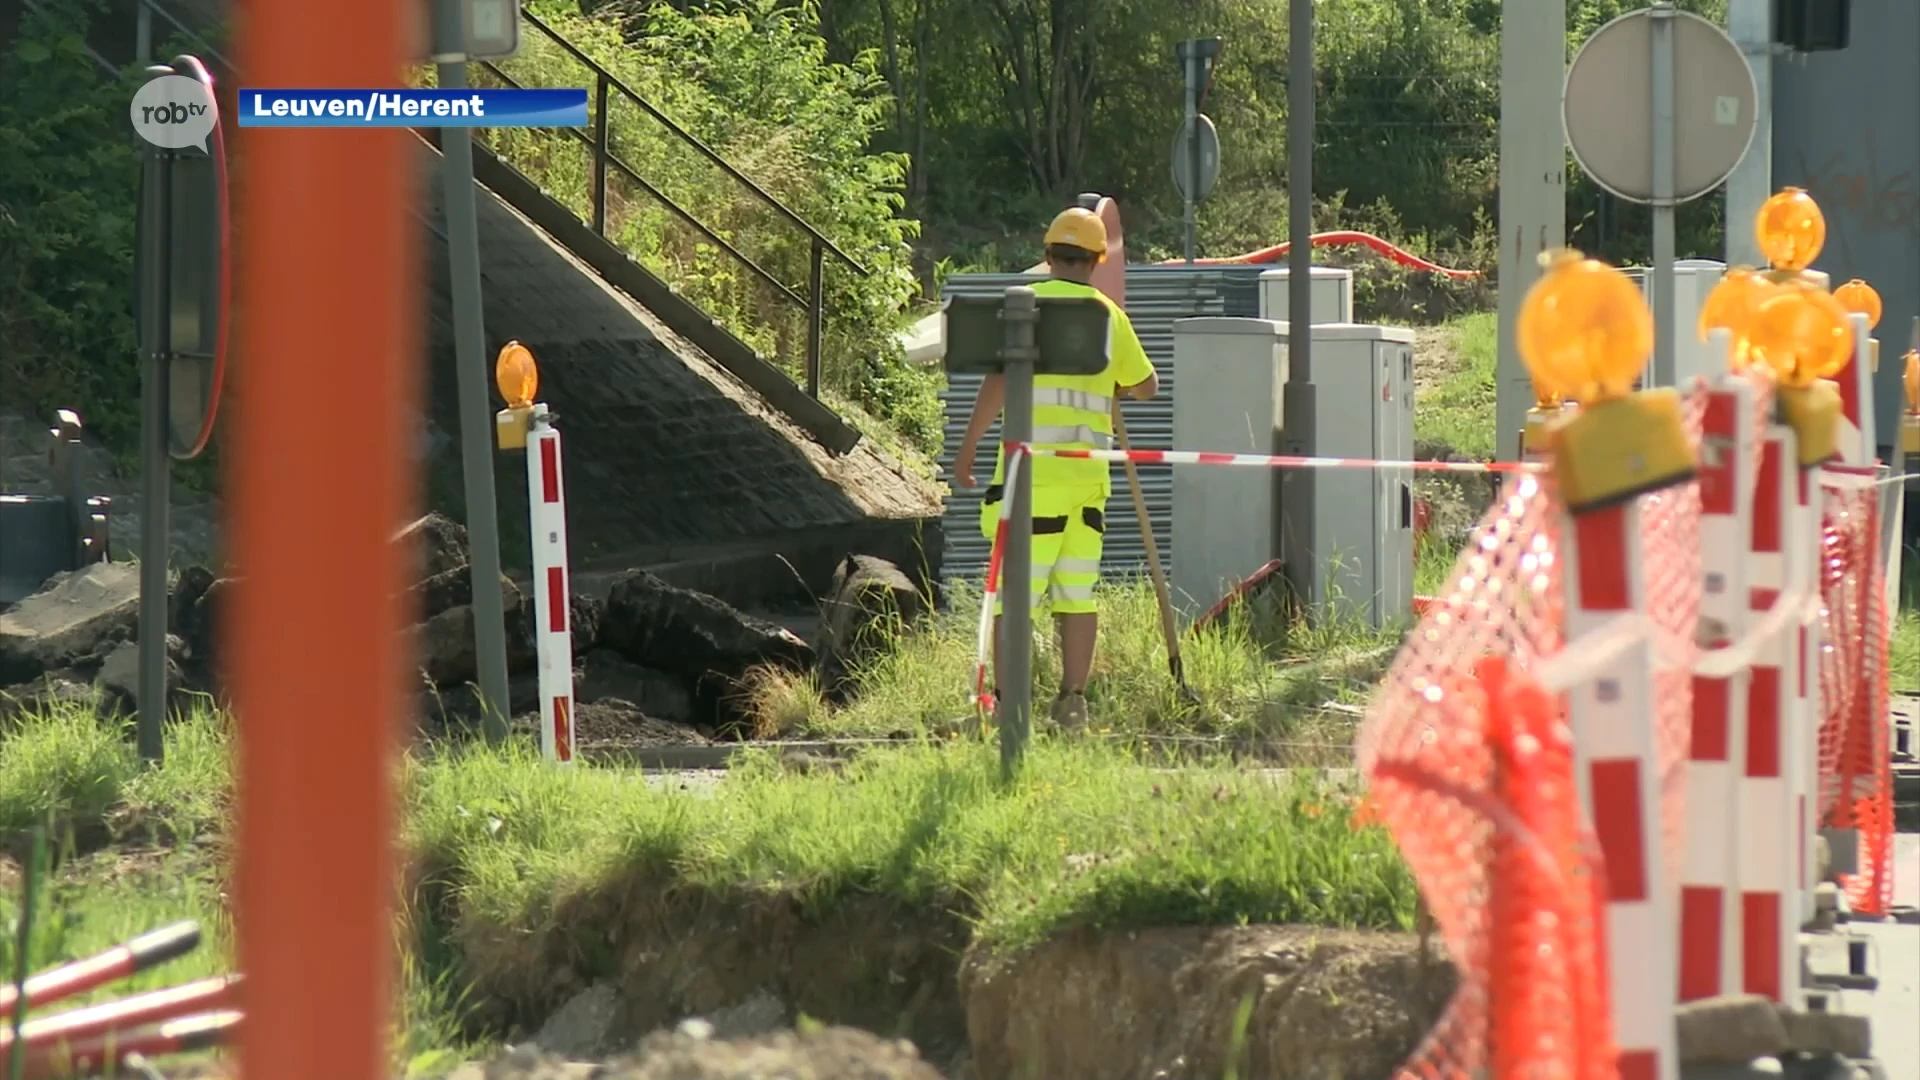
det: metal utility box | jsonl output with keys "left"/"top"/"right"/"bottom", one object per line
{"left": 1277, "top": 323, "right": 1417, "bottom": 629}
{"left": 1257, "top": 266, "right": 1354, "bottom": 324}
{"left": 1170, "top": 318, "right": 1289, "bottom": 618}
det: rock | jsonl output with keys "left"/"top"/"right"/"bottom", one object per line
{"left": 1777, "top": 1006, "right": 1871, "bottom": 1059}
{"left": 703, "top": 991, "right": 788, "bottom": 1040}
{"left": 414, "top": 577, "right": 528, "bottom": 688}
{"left": 512, "top": 698, "right": 711, "bottom": 750}
{"left": 532, "top": 983, "right": 620, "bottom": 1061}
{"left": 396, "top": 511, "right": 469, "bottom": 581}
{"left": 176, "top": 576, "right": 236, "bottom": 693}
{"left": 1682, "top": 1061, "right": 1785, "bottom": 1080}
{"left": 92, "top": 636, "right": 189, "bottom": 720}
{"left": 615, "top": 1026, "right": 947, "bottom": 1080}
{"left": 815, "top": 555, "right": 925, "bottom": 701}
{"left": 1676, "top": 994, "right": 1791, "bottom": 1064}
{"left": 0, "top": 562, "right": 141, "bottom": 685}
{"left": 169, "top": 565, "right": 216, "bottom": 636}
{"left": 413, "top": 564, "right": 479, "bottom": 621}
{"left": 510, "top": 589, "right": 605, "bottom": 659}
{"left": 576, "top": 651, "right": 695, "bottom": 723}
{"left": 0, "top": 673, "right": 93, "bottom": 722}
{"left": 601, "top": 571, "right": 814, "bottom": 695}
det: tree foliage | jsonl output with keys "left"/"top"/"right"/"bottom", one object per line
{"left": 0, "top": 3, "right": 141, "bottom": 456}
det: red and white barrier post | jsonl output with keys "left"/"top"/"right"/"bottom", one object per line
{"left": 494, "top": 342, "right": 576, "bottom": 764}
{"left": 1741, "top": 406, "right": 1801, "bottom": 1002}
{"left": 524, "top": 406, "right": 575, "bottom": 764}
{"left": 1681, "top": 330, "right": 1757, "bottom": 1001}
{"left": 1549, "top": 490, "right": 1677, "bottom": 1080}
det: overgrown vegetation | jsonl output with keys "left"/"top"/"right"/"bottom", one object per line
{"left": 0, "top": 702, "right": 1416, "bottom": 1062}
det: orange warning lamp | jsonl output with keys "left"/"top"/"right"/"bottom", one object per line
{"left": 495, "top": 340, "right": 539, "bottom": 408}
{"left": 1748, "top": 287, "right": 1853, "bottom": 386}
{"left": 1517, "top": 248, "right": 1691, "bottom": 508}
{"left": 1755, "top": 188, "right": 1827, "bottom": 274}
{"left": 1697, "top": 266, "right": 1777, "bottom": 368}
{"left": 1517, "top": 249, "right": 1651, "bottom": 403}
{"left": 1832, "top": 279, "right": 1881, "bottom": 330}
{"left": 494, "top": 340, "right": 540, "bottom": 451}
{"left": 1903, "top": 349, "right": 1920, "bottom": 455}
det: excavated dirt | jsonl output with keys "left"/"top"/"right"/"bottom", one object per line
{"left": 436, "top": 872, "right": 1454, "bottom": 1080}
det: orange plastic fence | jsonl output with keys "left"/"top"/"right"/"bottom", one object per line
{"left": 231, "top": 0, "right": 413, "bottom": 1076}
{"left": 1817, "top": 476, "right": 1895, "bottom": 915}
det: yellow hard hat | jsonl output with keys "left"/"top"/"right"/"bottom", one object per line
{"left": 1043, "top": 207, "right": 1108, "bottom": 260}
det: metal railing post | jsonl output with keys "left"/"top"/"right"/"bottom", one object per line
{"left": 50, "top": 410, "right": 85, "bottom": 568}
{"left": 591, "top": 75, "right": 609, "bottom": 236}
{"left": 806, "top": 240, "right": 825, "bottom": 398}
{"left": 997, "top": 286, "right": 1039, "bottom": 779}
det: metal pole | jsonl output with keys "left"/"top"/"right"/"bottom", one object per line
{"left": 135, "top": 0, "right": 151, "bottom": 63}
{"left": 1288, "top": 0, "right": 1313, "bottom": 378}
{"left": 1725, "top": 0, "right": 1772, "bottom": 266}
{"left": 997, "top": 287, "right": 1038, "bottom": 779}
{"left": 136, "top": 126, "right": 173, "bottom": 764}
{"left": 1182, "top": 56, "right": 1198, "bottom": 265}
{"left": 1649, "top": 4, "right": 1678, "bottom": 389}
{"left": 436, "top": 57, "right": 513, "bottom": 737}
{"left": 591, "top": 76, "right": 609, "bottom": 236}
{"left": 1494, "top": 2, "right": 1567, "bottom": 460}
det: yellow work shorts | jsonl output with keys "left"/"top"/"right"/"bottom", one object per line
{"left": 981, "top": 491, "right": 1106, "bottom": 617}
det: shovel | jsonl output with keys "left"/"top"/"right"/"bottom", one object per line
{"left": 1111, "top": 401, "right": 1201, "bottom": 706}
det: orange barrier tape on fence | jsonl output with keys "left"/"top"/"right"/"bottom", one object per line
{"left": 233, "top": 0, "right": 415, "bottom": 1075}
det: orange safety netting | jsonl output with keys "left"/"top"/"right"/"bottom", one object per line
{"left": 1816, "top": 475, "right": 1894, "bottom": 915}
{"left": 1357, "top": 386, "right": 1709, "bottom": 1080}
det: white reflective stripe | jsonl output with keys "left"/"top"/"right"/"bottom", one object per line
{"left": 1030, "top": 564, "right": 1055, "bottom": 589}
{"left": 1050, "top": 583, "right": 1096, "bottom": 602}
{"left": 1054, "top": 557, "right": 1102, "bottom": 575}
{"left": 1033, "top": 387, "right": 1114, "bottom": 414}
{"left": 1031, "top": 424, "right": 1114, "bottom": 448}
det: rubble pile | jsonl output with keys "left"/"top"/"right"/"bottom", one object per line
{"left": 0, "top": 513, "right": 929, "bottom": 747}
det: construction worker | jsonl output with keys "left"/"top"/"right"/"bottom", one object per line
{"left": 953, "top": 206, "right": 1158, "bottom": 730}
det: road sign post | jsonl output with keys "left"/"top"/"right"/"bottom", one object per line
{"left": 1564, "top": 5, "right": 1757, "bottom": 387}
{"left": 1174, "top": 37, "right": 1222, "bottom": 265}
{"left": 943, "top": 288, "right": 1111, "bottom": 777}
{"left": 131, "top": 55, "right": 230, "bottom": 763}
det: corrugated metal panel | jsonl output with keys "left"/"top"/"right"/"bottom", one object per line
{"left": 937, "top": 266, "right": 1268, "bottom": 583}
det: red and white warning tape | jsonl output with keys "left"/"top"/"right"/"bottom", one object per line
{"left": 1013, "top": 444, "right": 1541, "bottom": 474}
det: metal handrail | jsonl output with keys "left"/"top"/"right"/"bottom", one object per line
{"left": 516, "top": 7, "right": 867, "bottom": 276}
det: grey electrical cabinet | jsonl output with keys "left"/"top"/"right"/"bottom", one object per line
{"left": 1257, "top": 266, "right": 1354, "bottom": 324}
{"left": 1169, "top": 317, "right": 1290, "bottom": 619}
{"left": 1277, "top": 324, "right": 1416, "bottom": 629}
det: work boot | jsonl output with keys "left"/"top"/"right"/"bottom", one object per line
{"left": 1050, "top": 690, "right": 1091, "bottom": 733}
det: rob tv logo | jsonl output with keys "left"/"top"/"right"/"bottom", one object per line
{"left": 130, "top": 74, "right": 219, "bottom": 153}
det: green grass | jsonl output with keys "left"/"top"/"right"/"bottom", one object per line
{"left": 1415, "top": 312, "right": 1498, "bottom": 460}
{"left": 743, "top": 579, "right": 1403, "bottom": 758}
{"left": 0, "top": 700, "right": 1413, "bottom": 1059}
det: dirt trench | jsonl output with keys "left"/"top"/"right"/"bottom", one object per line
{"left": 441, "top": 875, "right": 1456, "bottom": 1080}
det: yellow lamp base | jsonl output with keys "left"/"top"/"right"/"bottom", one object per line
{"left": 1548, "top": 388, "right": 1697, "bottom": 512}
{"left": 1774, "top": 381, "right": 1842, "bottom": 468}
{"left": 1902, "top": 416, "right": 1919, "bottom": 455}
{"left": 1523, "top": 408, "right": 1557, "bottom": 457}
{"left": 496, "top": 406, "right": 533, "bottom": 451}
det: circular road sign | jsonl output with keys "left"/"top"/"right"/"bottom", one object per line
{"left": 134, "top": 55, "right": 230, "bottom": 460}
{"left": 1564, "top": 7, "right": 1757, "bottom": 205}
{"left": 1171, "top": 113, "right": 1220, "bottom": 202}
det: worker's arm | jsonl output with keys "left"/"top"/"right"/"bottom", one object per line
{"left": 952, "top": 373, "right": 1005, "bottom": 489}
{"left": 1111, "top": 313, "right": 1157, "bottom": 400}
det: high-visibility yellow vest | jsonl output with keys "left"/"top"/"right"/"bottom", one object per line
{"left": 983, "top": 278, "right": 1139, "bottom": 514}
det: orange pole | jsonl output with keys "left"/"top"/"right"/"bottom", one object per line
{"left": 231, "top": 0, "right": 415, "bottom": 1077}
